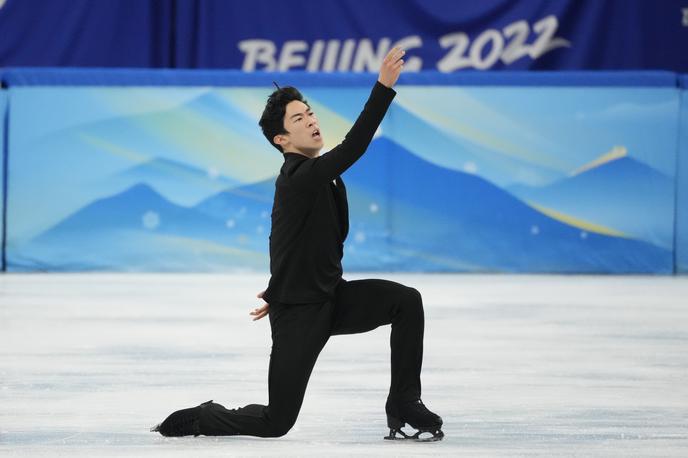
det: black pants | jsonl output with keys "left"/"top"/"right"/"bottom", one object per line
{"left": 197, "top": 278, "right": 425, "bottom": 437}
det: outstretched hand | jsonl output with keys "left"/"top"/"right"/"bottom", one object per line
{"left": 378, "top": 46, "right": 405, "bottom": 88}
{"left": 250, "top": 290, "right": 269, "bottom": 321}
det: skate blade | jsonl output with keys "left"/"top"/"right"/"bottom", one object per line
{"left": 384, "top": 428, "right": 444, "bottom": 442}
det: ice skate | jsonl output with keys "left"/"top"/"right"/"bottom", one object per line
{"left": 151, "top": 400, "right": 214, "bottom": 437}
{"left": 384, "top": 399, "right": 444, "bottom": 442}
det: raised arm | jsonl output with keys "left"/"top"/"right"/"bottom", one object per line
{"left": 288, "top": 47, "right": 405, "bottom": 187}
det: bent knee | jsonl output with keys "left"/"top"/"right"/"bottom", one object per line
{"left": 399, "top": 286, "right": 424, "bottom": 317}
{"left": 406, "top": 286, "right": 422, "bottom": 302}
{"left": 405, "top": 287, "right": 423, "bottom": 308}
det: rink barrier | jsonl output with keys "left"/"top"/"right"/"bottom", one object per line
{"left": 677, "top": 75, "right": 688, "bottom": 273}
{"left": 0, "top": 68, "right": 678, "bottom": 87}
{"left": 1, "top": 87, "right": 6, "bottom": 271}
{"left": 0, "top": 69, "right": 686, "bottom": 273}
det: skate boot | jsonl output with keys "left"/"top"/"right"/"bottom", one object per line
{"left": 151, "top": 400, "right": 215, "bottom": 437}
{"left": 384, "top": 399, "right": 444, "bottom": 442}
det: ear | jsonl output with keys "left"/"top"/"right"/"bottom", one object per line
{"left": 273, "top": 134, "right": 287, "bottom": 147}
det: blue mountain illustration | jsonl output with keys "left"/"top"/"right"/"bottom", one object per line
{"left": 17, "top": 184, "right": 269, "bottom": 271}
{"left": 310, "top": 91, "right": 563, "bottom": 186}
{"left": 12, "top": 141, "right": 672, "bottom": 273}
{"left": 23, "top": 90, "right": 273, "bottom": 192}
{"left": 342, "top": 138, "right": 671, "bottom": 273}
{"left": 113, "top": 157, "right": 239, "bottom": 206}
{"left": 506, "top": 156, "right": 674, "bottom": 248}
{"left": 385, "top": 103, "right": 563, "bottom": 187}
{"left": 194, "top": 178, "right": 275, "bottom": 220}
{"left": 35, "top": 183, "right": 225, "bottom": 236}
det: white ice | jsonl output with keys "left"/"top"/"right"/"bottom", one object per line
{"left": 1, "top": 273, "right": 687, "bottom": 457}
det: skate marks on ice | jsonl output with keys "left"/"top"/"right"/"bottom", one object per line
{"left": 1, "top": 273, "right": 688, "bottom": 456}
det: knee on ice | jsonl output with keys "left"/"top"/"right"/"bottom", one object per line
{"left": 263, "top": 413, "right": 297, "bottom": 438}
{"left": 266, "top": 420, "right": 294, "bottom": 438}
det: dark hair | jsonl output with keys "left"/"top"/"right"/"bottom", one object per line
{"left": 259, "top": 86, "right": 308, "bottom": 153}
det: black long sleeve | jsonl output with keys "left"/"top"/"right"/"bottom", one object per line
{"left": 264, "top": 82, "right": 396, "bottom": 304}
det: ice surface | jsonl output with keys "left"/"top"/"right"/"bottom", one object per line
{"left": 1, "top": 273, "right": 687, "bottom": 456}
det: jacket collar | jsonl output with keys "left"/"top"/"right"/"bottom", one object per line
{"left": 283, "top": 151, "right": 316, "bottom": 161}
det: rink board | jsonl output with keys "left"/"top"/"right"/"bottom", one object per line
{"left": 1, "top": 89, "right": 6, "bottom": 270}
{"left": 0, "top": 70, "right": 685, "bottom": 273}
{"left": 677, "top": 76, "right": 688, "bottom": 273}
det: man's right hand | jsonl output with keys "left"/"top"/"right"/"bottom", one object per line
{"left": 250, "top": 290, "right": 269, "bottom": 321}
{"left": 378, "top": 47, "right": 405, "bottom": 89}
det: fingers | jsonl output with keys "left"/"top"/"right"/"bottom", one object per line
{"left": 384, "top": 46, "right": 405, "bottom": 64}
{"left": 250, "top": 307, "right": 268, "bottom": 321}
{"left": 250, "top": 304, "right": 268, "bottom": 314}
{"left": 379, "top": 46, "right": 405, "bottom": 88}
{"left": 252, "top": 312, "right": 268, "bottom": 321}
{"left": 249, "top": 302, "right": 269, "bottom": 321}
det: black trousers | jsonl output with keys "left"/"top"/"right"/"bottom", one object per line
{"left": 197, "top": 278, "right": 425, "bottom": 437}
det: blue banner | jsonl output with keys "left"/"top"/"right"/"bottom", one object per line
{"left": 175, "top": 0, "right": 688, "bottom": 72}
{"left": 0, "top": 0, "right": 172, "bottom": 67}
{"left": 1, "top": 0, "right": 687, "bottom": 72}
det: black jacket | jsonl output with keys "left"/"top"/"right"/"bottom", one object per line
{"left": 263, "top": 81, "right": 396, "bottom": 304}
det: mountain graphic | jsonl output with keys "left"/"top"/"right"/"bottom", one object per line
{"left": 23, "top": 89, "right": 276, "bottom": 190}
{"left": 112, "top": 157, "right": 239, "bottom": 206}
{"left": 13, "top": 184, "right": 269, "bottom": 271}
{"left": 12, "top": 89, "right": 281, "bottom": 242}
{"left": 34, "top": 183, "right": 226, "bottom": 237}
{"left": 342, "top": 137, "right": 671, "bottom": 272}
{"left": 194, "top": 177, "right": 275, "bottom": 220}
{"left": 385, "top": 102, "right": 563, "bottom": 187}
{"left": 506, "top": 154, "right": 674, "bottom": 248}
{"left": 9, "top": 141, "right": 672, "bottom": 273}
{"left": 309, "top": 91, "right": 563, "bottom": 187}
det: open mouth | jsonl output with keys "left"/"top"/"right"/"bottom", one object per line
{"left": 312, "top": 129, "right": 321, "bottom": 139}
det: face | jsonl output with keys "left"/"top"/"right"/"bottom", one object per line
{"left": 274, "top": 100, "right": 323, "bottom": 157}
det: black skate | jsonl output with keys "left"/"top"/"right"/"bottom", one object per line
{"left": 151, "top": 400, "right": 214, "bottom": 437}
{"left": 384, "top": 399, "right": 444, "bottom": 442}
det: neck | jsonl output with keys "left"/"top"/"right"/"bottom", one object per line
{"left": 284, "top": 148, "right": 321, "bottom": 159}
